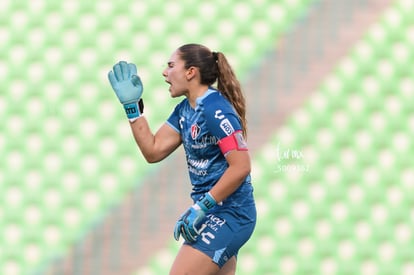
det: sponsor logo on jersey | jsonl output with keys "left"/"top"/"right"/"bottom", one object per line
{"left": 191, "top": 123, "right": 201, "bottom": 139}
{"left": 214, "top": 109, "right": 225, "bottom": 120}
{"left": 187, "top": 158, "right": 209, "bottom": 176}
{"left": 219, "top": 119, "right": 235, "bottom": 136}
{"left": 192, "top": 135, "right": 219, "bottom": 149}
{"left": 188, "top": 158, "right": 209, "bottom": 169}
{"left": 179, "top": 117, "right": 185, "bottom": 129}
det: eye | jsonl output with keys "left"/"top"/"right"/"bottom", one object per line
{"left": 167, "top": 62, "right": 174, "bottom": 68}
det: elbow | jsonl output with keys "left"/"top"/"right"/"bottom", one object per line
{"left": 143, "top": 151, "right": 167, "bottom": 163}
{"left": 241, "top": 155, "right": 252, "bottom": 176}
{"left": 145, "top": 158, "right": 158, "bottom": 164}
{"left": 227, "top": 151, "right": 251, "bottom": 178}
{"left": 144, "top": 154, "right": 161, "bottom": 163}
{"left": 144, "top": 155, "right": 161, "bottom": 163}
{"left": 241, "top": 164, "right": 251, "bottom": 178}
{"left": 234, "top": 160, "right": 251, "bottom": 179}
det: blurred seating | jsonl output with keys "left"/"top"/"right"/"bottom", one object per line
{"left": 0, "top": 0, "right": 313, "bottom": 274}
{"left": 139, "top": 0, "right": 413, "bottom": 273}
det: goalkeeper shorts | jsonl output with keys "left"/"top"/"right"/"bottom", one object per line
{"left": 184, "top": 200, "right": 256, "bottom": 268}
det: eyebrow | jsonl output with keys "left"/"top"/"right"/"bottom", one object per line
{"left": 167, "top": 61, "right": 174, "bottom": 66}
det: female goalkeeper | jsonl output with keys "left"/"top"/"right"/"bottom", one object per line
{"left": 108, "top": 43, "right": 256, "bottom": 275}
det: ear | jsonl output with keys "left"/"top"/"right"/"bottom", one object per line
{"left": 185, "top": 66, "right": 197, "bottom": 81}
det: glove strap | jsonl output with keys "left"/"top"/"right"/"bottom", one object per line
{"left": 124, "top": 99, "right": 144, "bottom": 122}
{"left": 197, "top": 192, "right": 217, "bottom": 212}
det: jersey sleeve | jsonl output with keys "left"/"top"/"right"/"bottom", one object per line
{"left": 166, "top": 102, "right": 182, "bottom": 133}
{"left": 202, "top": 94, "right": 248, "bottom": 155}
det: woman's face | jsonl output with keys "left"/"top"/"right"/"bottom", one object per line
{"left": 162, "top": 50, "right": 189, "bottom": 98}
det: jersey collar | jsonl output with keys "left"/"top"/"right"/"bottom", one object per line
{"left": 195, "top": 87, "right": 217, "bottom": 110}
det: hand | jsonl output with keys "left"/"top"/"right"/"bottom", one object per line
{"left": 108, "top": 61, "right": 144, "bottom": 120}
{"left": 174, "top": 192, "right": 217, "bottom": 242}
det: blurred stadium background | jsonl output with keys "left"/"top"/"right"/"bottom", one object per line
{"left": 1, "top": 0, "right": 414, "bottom": 274}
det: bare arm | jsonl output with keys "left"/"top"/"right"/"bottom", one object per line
{"left": 209, "top": 150, "right": 251, "bottom": 203}
{"left": 129, "top": 116, "right": 182, "bottom": 163}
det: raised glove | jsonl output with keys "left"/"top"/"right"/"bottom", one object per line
{"left": 174, "top": 192, "right": 217, "bottom": 242}
{"left": 108, "top": 61, "right": 144, "bottom": 121}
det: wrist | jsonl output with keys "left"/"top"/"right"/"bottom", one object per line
{"left": 196, "top": 192, "right": 217, "bottom": 212}
{"left": 123, "top": 98, "right": 144, "bottom": 120}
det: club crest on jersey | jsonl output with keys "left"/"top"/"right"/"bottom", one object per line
{"left": 191, "top": 123, "right": 201, "bottom": 140}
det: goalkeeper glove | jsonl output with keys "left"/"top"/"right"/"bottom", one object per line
{"left": 108, "top": 61, "right": 144, "bottom": 121}
{"left": 173, "top": 192, "right": 217, "bottom": 242}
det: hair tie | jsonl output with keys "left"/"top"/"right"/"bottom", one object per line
{"left": 212, "top": 51, "right": 218, "bottom": 62}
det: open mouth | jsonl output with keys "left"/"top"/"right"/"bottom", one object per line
{"left": 165, "top": 80, "right": 172, "bottom": 91}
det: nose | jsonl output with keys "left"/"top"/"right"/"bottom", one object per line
{"left": 162, "top": 68, "right": 168, "bottom": 77}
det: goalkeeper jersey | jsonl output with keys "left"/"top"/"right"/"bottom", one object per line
{"left": 166, "top": 88, "right": 254, "bottom": 207}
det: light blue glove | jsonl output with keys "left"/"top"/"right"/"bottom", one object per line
{"left": 174, "top": 192, "right": 217, "bottom": 242}
{"left": 108, "top": 61, "right": 144, "bottom": 121}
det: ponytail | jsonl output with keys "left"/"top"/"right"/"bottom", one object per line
{"left": 215, "top": 52, "right": 247, "bottom": 138}
{"left": 178, "top": 44, "right": 248, "bottom": 137}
